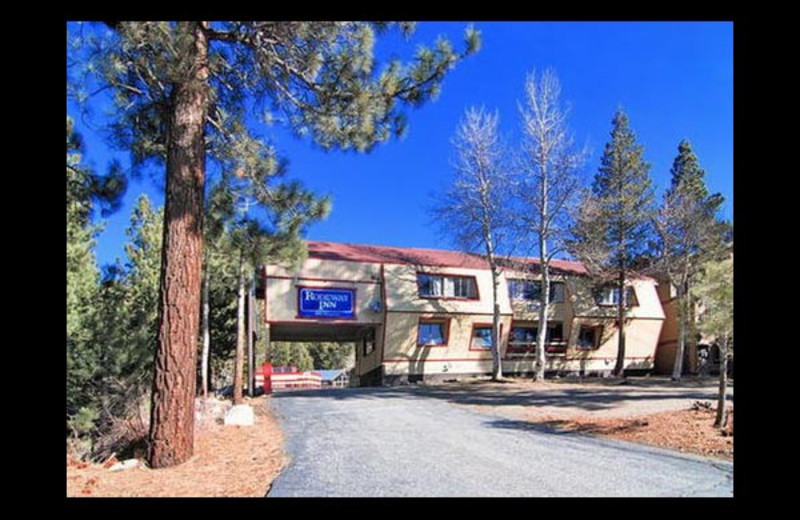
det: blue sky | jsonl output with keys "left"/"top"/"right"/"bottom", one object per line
{"left": 67, "top": 21, "right": 733, "bottom": 267}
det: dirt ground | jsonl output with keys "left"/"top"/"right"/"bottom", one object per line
{"left": 434, "top": 377, "right": 734, "bottom": 461}
{"left": 66, "top": 395, "right": 286, "bottom": 497}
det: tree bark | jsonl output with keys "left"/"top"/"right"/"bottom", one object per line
{"left": 613, "top": 269, "right": 626, "bottom": 377}
{"left": 714, "top": 334, "right": 728, "bottom": 428}
{"left": 534, "top": 164, "right": 549, "bottom": 382}
{"left": 201, "top": 259, "right": 210, "bottom": 399}
{"left": 489, "top": 265, "right": 503, "bottom": 381}
{"left": 534, "top": 260, "right": 549, "bottom": 381}
{"left": 148, "top": 21, "right": 209, "bottom": 469}
{"left": 671, "top": 278, "right": 686, "bottom": 380}
{"left": 234, "top": 252, "right": 246, "bottom": 405}
{"left": 248, "top": 283, "right": 257, "bottom": 397}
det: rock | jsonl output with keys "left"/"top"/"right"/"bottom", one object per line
{"left": 109, "top": 459, "right": 141, "bottom": 472}
{"left": 224, "top": 404, "right": 255, "bottom": 426}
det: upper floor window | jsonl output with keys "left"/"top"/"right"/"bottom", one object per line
{"left": 417, "top": 273, "right": 478, "bottom": 299}
{"left": 594, "top": 286, "right": 638, "bottom": 307}
{"left": 507, "top": 279, "right": 564, "bottom": 303}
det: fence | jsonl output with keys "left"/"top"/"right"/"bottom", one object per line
{"left": 254, "top": 362, "right": 322, "bottom": 393}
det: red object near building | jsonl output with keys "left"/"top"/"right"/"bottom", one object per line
{"left": 255, "top": 362, "right": 321, "bottom": 393}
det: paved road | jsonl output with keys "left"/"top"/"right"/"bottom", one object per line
{"left": 267, "top": 387, "right": 733, "bottom": 497}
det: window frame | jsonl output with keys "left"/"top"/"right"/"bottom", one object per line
{"left": 469, "top": 322, "right": 501, "bottom": 352}
{"left": 506, "top": 321, "right": 566, "bottom": 356}
{"left": 362, "top": 328, "right": 376, "bottom": 356}
{"left": 507, "top": 279, "right": 565, "bottom": 303}
{"left": 416, "top": 317, "right": 450, "bottom": 348}
{"left": 594, "top": 285, "right": 639, "bottom": 308}
{"left": 576, "top": 324, "right": 603, "bottom": 350}
{"left": 416, "top": 272, "right": 480, "bottom": 301}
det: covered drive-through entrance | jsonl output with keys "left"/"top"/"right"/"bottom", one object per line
{"left": 266, "top": 323, "right": 382, "bottom": 387}
{"left": 268, "top": 322, "right": 381, "bottom": 386}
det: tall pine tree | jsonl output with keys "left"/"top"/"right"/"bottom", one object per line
{"left": 69, "top": 22, "right": 479, "bottom": 468}
{"left": 568, "top": 109, "right": 653, "bottom": 377}
{"left": 654, "top": 140, "right": 728, "bottom": 379}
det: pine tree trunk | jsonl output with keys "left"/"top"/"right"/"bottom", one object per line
{"left": 148, "top": 21, "right": 208, "bottom": 469}
{"left": 201, "top": 260, "right": 210, "bottom": 399}
{"left": 613, "top": 269, "right": 626, "bottom": 377}
{"left": 234, "top": 254, "right": 246, "bottom": 405}
{"left": 714, "top": 334, "right": 728, "bottom": 428}
{"left": 672, "top": 279, "right": 686, "bottom": 381}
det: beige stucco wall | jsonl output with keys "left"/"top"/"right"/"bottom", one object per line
{"left": 569, "top": 277, "right": 665, "bottom": 320}
{"left": 383, "top": 264, "right": 512, "bottom": 315}
{"left": 263, "top": 254, "right": 665, "bottom": 379}
{"left": 265, "top": 262, "right": 383, "bottom": 325}
{"left": 382, "top": 312, "right": 511, "bottom": 377}
{"left": 355, "top": 325, "right": 384, "bottom": 377}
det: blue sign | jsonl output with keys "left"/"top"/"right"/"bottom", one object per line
{"left": 298, "top": 287, "right": 355, "bottom": 319}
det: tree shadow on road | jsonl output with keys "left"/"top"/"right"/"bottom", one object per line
{"left": 268, "top": 378, "right": 732, "bottom": 415}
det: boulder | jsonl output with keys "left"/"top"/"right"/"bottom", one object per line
{"left": 223, "top": 404, "right": 255, "bottom": 426}
{"left": 109, "top": 459, "right": 141, "bottom": 472}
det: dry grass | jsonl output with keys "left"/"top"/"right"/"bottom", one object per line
{"left": 66, "top": 395, "right": 287, "bottom": 497}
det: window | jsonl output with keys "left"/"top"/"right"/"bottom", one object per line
{"left": 417, "top": 273, "right": 478, "bottom": 299}
{"left": 470, "top": 325, "right": 494, "bottom": 350}
{"left": 577, "top": 325, "right": 602, "bottom": 350}
{"left": 594, "top": 286, "right": 638, "bottom": 307}
{"left": 507, "top": 322, "right": 566, "bottom": 354}
{"left": 507, "top": 279, "right": 565, "bottom": 303}
{"left": 362, "top": 328, "right": 376, "bottom": 356}
{"left": 417, "top": 318, "right": 449, "bottom": 347}
{"left": 508, "top": 325, "right": 537, "bottom": 353}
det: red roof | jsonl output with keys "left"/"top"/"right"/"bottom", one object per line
{"left": 305, "top": 241, "right": 588, "bottom": 275}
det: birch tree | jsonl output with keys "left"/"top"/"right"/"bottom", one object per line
{"left": 431, "top": 107, "right": 511, "bottom": 380}
{"left": 515, "top": 69, "right": 584, "bottom": 381}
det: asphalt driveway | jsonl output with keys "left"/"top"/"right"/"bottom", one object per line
{"left": 266, "top": 385, "right": 733, "bottom": 497}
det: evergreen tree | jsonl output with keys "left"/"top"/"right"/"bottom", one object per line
{"left": 66, "top": 117, "right": 125, "bottom": 442}
{"left": 69, "top": 21, "right": 479, "bottom": 468}
{"left": 568, "top": 109, "right": 654, "bottom": 377}
{"left": 308, "top": 342, "right": 355, "bottom": 370}
{"left": 267, "top": 342, "right": 314, "bottom": 372}
{"left": 653, "top": 140, "right": 729, "bottom": 379}
{"left": 86, "top": 196, "right": 163, "bottom": 457}
{"left": 693, "top": 257, "right": 733, "bottom": 427}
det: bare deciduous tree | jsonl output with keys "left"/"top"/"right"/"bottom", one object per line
{"left": 515, "top": 69, "right": 585, "bottom": 381}
{"left": 431, "top": 107, "right": 512, "bottom": 381}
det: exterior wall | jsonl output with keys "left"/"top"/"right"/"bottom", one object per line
{"left": 263, "top": 247, "right": 667, "bottom": 384}
{"left": 654, "top": 295, "right": 679, "bottom": 374}
{"left": 356, "top": 326, "right": 384, "bottom": 378}
{"left": 265, "top": 259, "right": 384, "bottom": 325}
{"left": 382, "top": 312, "right": 511, "bottom": 379}
{"left": 383, "top": 263, "right": 511, "bottom": 315}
